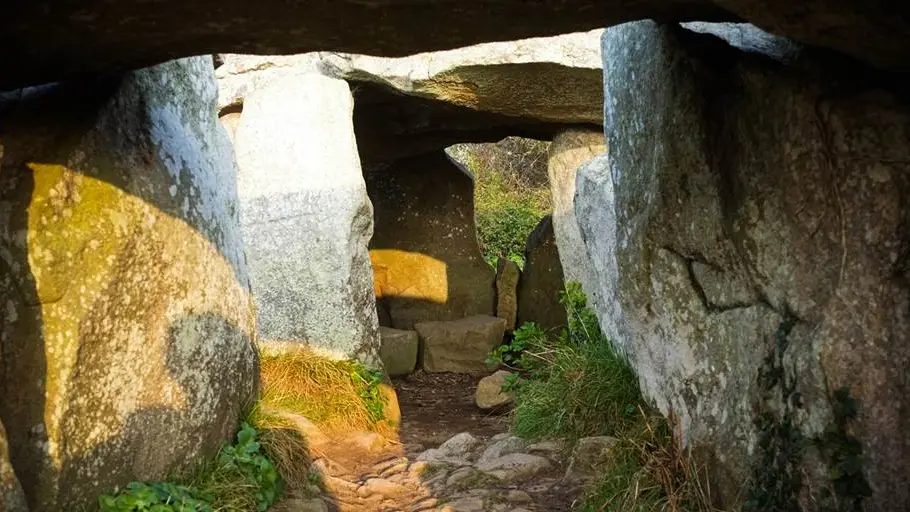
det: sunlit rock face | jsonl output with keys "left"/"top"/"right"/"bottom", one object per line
{"left": 579, "top": 20, "right": 910, "bottom": 508}
{"left": 0, "top": 57, "right": 257, "bottom": 510}
{"left": 231, "top": 72, "right": 381, "bottom": 364}
{"left": 366, "top": 152, "right": 495, "bottom": 330}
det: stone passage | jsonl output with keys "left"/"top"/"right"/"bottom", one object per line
{"left": 231, "top": 71, "right": 380, "bottom": 364}
{"left": 0, "top": 57, "right": 257, "bottom": 510}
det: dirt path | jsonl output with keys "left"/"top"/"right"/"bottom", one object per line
{"left": 275, "top": 371, "right": 582, "bottom": 512}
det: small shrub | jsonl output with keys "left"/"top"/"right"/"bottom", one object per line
{"left": 99, "top": 424, "right": 282, "bottom": 512}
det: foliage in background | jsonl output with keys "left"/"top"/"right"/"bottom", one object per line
{"left": 448, "top": 137, "right": 551, "bottom": 267}
{"left": 99, "top": 424, "right": 282, "bottom": 512}
{"left": 492, "top": 281, "right": 718, "bottom": 511}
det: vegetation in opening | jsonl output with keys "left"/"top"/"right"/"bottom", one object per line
{"left": 99, "top": 423, "right": 282, "bottom": 512}
{"left": 491, "top": 281, "right": 718, "bottom": 511}
{"left": 448, "top": 137, "right": 551, "bottom": 267}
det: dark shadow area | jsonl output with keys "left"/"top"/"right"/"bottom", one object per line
{"left": 363, "top": 151, "right": 496, "bottom": 330}
{"left": 352, "top": 79, "right": 601, "bottom": 163}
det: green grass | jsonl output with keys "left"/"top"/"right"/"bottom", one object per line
{"left": 497, "top": 282, "right": 719, "bottom": 512}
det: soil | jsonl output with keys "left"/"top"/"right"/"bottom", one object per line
{"left": 275, "top": 370, "right": 582, "bottom": 512}
{"left": 393, "top": 371, "right": 510, "bottom": 450}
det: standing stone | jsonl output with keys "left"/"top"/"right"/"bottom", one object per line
{"left": 0, "top": 57, "right": 257, "bottom": 510}
{"left": 547, "top": 129, "right": 606, "bottom": 308}
{"left": 0, "top": 419, "right": 26, "bottom": 512}
{"left": 366, "top": 152, "right": 495, "bottom": 330}
{"left": 379, "top": 327, "right": 419, "bottom": 376}
{"left": 494, "top": 259, "right": 520, "bottom": 331}
{"left": 233, "top": 72, "right": 380, "bottom": 364}
{"left": 415, "top": 316, "right": 507, "bottom": 373}
{"left": 578, "top": 20, "right": 910, "bottom": 508}
{"left": 516, "top": 216, "right": 568, "bottom": 333}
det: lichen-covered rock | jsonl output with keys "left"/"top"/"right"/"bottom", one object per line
{"left": 474, "top": 371, "right": 516, "bottom": 410}
{"left": 0, "top": 419, "right": 26, "bottom": 512}
{"left": 233, "top": 72, "right": 380, "bottom": 364}
{"left": 494, "top": 259, "right": 520, "bottom": 331}
{"left": 547, "top": 129, "right": 605, "bottom": 307}
{"left": 0, "top": 57, "right": 257, "bottom": 509}
{"left": 379, "top": 327, "right": 419, "bottom": 376}
{"left": 415, "top": 316, "right": 506, "bottom": 373}
{"left": 516, "top": 216, "right": 568, "bottom": 333}
{"left": 578, "top": 20, "right": 910, "bottom": 508}
{"left": 367, "top": 153, "right": 495, "bottom": 330}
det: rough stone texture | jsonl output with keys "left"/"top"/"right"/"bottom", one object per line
{"left": 579, "top": 20, "right": 910, "bottom": 508}
{"left": 4, "top": 0, "right": 910, "bottom": 89}
{"left": 474, "top": 371, "right": 516, "bottom": 411}
{"left": 516, "top": 216, "right": 568, "bottom": 333}
{"left": 438, "top": 433, "right": 480, "bottom": 460}
{"left": 216, "top": 31, "right": 604, "bottom": 163}
{"left": 474, "top": 454, "right": 551, "bottom": 483}
{"left": 563, "top": 436, "right": 618, "bottom": 484}
{"left": 494, "top": 259, "right": 520, "bottom": 331}
{"left": 0, "top": 57, "right": 257, "bottom": 510}
{"left": 233, "top": 72, "right": 380, "bottom": 364}
{"left": 378, "top": 327, "right": 418, "bottom": 377}
{"left": 477, "top": 435, "right": 528, "bottom": 465}
{"left": 547, "top": 129, "right": 606, "bottom": 307}
{"left": 0, "top": 419, "right": 26, "bottom": 512}
{"left": 367, "top": 152, "right": 495, "bottom": 330}
{"left": 415, "top": 316, "right": 507, "bottom": 373}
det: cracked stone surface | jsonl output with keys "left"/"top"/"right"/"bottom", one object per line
{"left": 574, "top": 20, "right": 910, "bottom": 508}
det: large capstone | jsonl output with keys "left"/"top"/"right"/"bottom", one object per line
{"left": 367, "top": 152, "right": 496, "bottom": 330}
{"left": 578, "top": 20, "right": 910, "bottom": 508}
{"left": 0, "top": 57, "right": 257, "bottom": 510}
{"left": 232, "top": 71, "right": 380, "bottom": 364}
{"left": 4, "top": 0, "right": 910, "bottom": 88}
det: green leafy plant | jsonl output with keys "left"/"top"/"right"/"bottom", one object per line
{"left": 816, "top": 387, "right": 872, "bottom": 512}
{"left": 486, "top": 321, "right": 548, "bottom": 370}
{"left": 213, "top": 423, "right": 283, "bottom": 511}
{"left": 351, "top": 365, "right": 387, "bottom": 424}
{"left": 99, "top": 424, "right": 283, "bottom": 512}
{"left": 98, "top": 482, "right": 211, "bottom": 512}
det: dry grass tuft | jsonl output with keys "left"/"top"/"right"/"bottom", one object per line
{"left": 585, "top": 409, "right": 721, "bottom": 512}
{"left": 256, "top": 346, "right": 389, "bottom": 434}
{"left": 246, "top": 407, "right": 315, "bottom": 492}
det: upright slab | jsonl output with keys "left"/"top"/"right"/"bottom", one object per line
{"left": 0, "top": 57, "right": 257, "bottom": 509}
{"left": 233, "top": 72, "right": 380, "bottom": 364}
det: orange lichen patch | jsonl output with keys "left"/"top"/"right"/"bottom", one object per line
{"left": 369, "top": 249, "right": 448, "bottom": 304}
